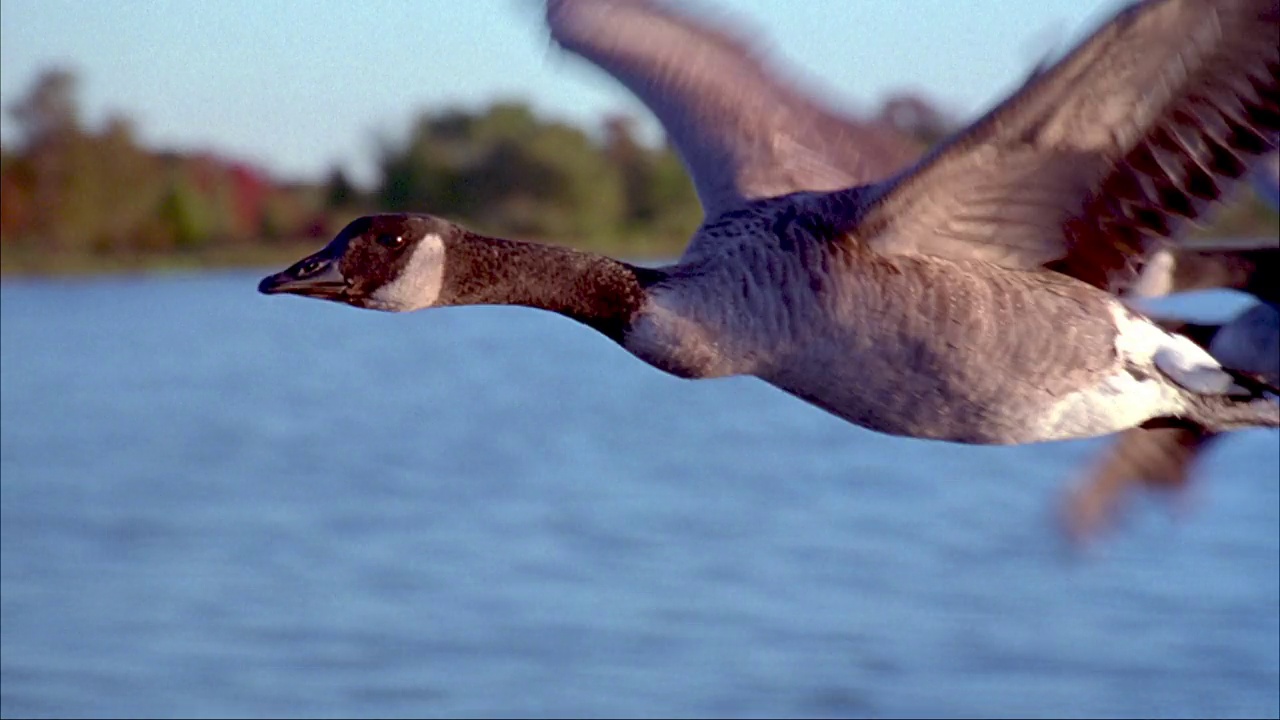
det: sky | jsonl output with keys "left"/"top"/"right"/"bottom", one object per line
{"left": 0, "top": 0, "right": 1120, "bottom": 187}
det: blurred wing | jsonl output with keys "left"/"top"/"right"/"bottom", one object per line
{"left": 840, "top": 0, "right": 1278, "bottom": 294}
{"left": 1250, "top": 151, "right": 1280, "bottom": 208}
{"left": 1062, "top": 426, "right": 1217, "bottom": 544}
{"left": 546, "top": 0, "right": 922, "bottom": 221}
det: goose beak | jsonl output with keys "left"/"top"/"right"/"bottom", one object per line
{"left": 258, "top": 254, "right": 348, "bottom": 300}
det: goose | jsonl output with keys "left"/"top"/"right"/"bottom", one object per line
{"left": 1065, "top": 163, "right": 1279, "bottom": 540}
{"left": 260, "top": 0, "right": 1280, "bottom": 445}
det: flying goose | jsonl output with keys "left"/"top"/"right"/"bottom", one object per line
{"left": 261, "top": 0, "right": 1280, "bottom": 445}
{"left": 1065, "top": 165, "right": 1279, "bottom": 540}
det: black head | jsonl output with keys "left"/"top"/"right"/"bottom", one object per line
{"left": 258, "top": 214, "right": 457, "bottom": 311}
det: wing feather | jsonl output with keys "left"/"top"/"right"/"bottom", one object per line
{"left": 831, "top": 0, "right": 1278, "bottom": 294}
{"left": 546, "top": 0, "right": 922, "bottom": 221}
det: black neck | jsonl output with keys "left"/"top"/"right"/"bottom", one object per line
{"left": 437, "top": 232, "right": 667, "bottom": 343}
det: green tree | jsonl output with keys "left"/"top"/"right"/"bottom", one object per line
{"left": 324, "top": 166, "right": 360, "bottom": 210}
{"left": 605, "top": 115, "right": 658, "bottom": 227}
{"left": 646, "top": 142, "right": 700, "bottom": 243}
{"left": 374, "top": 101, "right": 627, "bottom": 244}
{"left": 7, "top": 68, "right": 83, "bottom": 248}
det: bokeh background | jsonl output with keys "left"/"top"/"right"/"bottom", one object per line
{"left": 1, "top": 1, "right": 1277, "bottom": 718}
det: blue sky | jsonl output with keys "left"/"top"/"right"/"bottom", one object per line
{"left": 0, "top": 0, "right": 1116, "bottom": 186}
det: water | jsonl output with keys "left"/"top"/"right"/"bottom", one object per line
{"left": 1, "top": 271, "right": 1277, "bottom": 719}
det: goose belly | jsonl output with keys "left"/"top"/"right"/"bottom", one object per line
{"left": 762, "top": 350, "right": 1139, "bottom": 445}
{"left": 758, "top": 338, "right": 1063, "bottom": 444}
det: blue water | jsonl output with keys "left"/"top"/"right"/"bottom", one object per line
{"left": 1, "top": 271, "right": 1277, "bottom": 719}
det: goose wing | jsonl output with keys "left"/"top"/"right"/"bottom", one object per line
{"left": 1062, "top": 425, "right": 1217, "bottom": 543}
{"left": 546, "top": 0, "right": 922, "bottom": 221}
{"left": 829, "top": 0, "right": 1278, "bottom": 295}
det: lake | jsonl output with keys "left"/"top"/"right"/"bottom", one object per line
{"left": 1, "top": 270, "right": 1277, "bottom": 718}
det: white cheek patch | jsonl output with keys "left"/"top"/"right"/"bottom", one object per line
{"left": 369, "top": 233, "right": 446, "bottom": 312}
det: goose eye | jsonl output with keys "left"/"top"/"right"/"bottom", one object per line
{"left": 376, "top": 233, "right": 405, "bottom": 249}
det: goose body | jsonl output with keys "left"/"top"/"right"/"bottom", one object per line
{"left": 627, "top": 204, "right": 1203, "bottom": 443}
{"left": 261, "top": 0, "right": 1280, "bottom": 445}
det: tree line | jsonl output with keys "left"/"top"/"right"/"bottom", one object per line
{"left": 1, "top": 68, "right": 1274, "bottom": 273}
{"left": 1, "top": 68, "right": 710, "bottom": 265}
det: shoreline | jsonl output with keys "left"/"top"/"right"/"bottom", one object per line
{"left": 2, "top": 231, "right": 1274, "bottom": 280}
{"left": 0, "top": 236, "right": 687, "bottom": 279}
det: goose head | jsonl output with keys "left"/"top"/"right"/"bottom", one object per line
{"left": 258, "top": 214, "right": 450, "bottom": 312}
{"left": 260, "top": 212, "right": 671, "bottom": 348}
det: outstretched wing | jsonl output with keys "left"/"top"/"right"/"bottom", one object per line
{"left": 1061, "top": 425, "right": 1217, "bottom": 544}
{"left": 546, "top": 0, "right": 922, "bottom": 221}
{"left": 832, "top": 0, "right": 1278, "bottom": 295}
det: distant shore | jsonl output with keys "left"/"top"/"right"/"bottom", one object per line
{"left": 0, "top": 235, "right": 689, "bottom": 279}
{"left": 2, "top": 235, "right": 1274, "bottom": 280}
{"left": 0, "top": 240, "right": 327, "bottom": 278}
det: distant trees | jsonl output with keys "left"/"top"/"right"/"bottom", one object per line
{"left": 372, "top": 102, "right": 698, "bottom": 250}
{"left": 1, "top": 67, "right": 1274, "bottom": 273}
{"left": 0, "top": 70, "right": 705, "bottom": 267}
{"left": 4, "top": 68, "right": 84, "bottom": 249}
{"left": 1, "top": 68, "right": 321, "bottom": 260}
{"left": 0, "top": 69, "right": 972, "bottom": 267}
{"left": 323, "top": 167, "right": 361, "bottom": 211}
